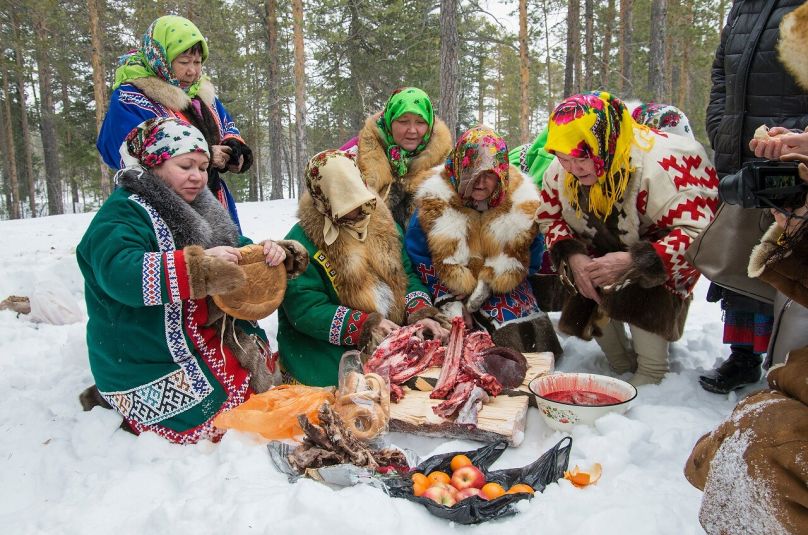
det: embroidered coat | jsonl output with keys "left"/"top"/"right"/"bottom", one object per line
{"left": 538, "top": 127, "right": 719, "bottom": 341}
{"left": 97, "top": 77, "right": 245, "bottom": 230}
{"left": 278, "top": 193, "right": 433, "bottom": 386}
{"left": 405, "top": 164, "right": 561, "bottom": 353}
{"left": 77, "top": 170, "right": 266, "bottom": 444}
{"left": 353, "top": 115, "right": 453, "bottom": 229}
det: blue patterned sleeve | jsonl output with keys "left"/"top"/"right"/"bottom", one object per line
{"left": 97, "top": 85, "right": 164, "bottom": 169}
{"left": 213, "top": 98, "right": 244, "bottom": 143}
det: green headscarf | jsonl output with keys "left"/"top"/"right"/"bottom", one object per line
{"left": 508, "top": 126, "right": 554, "bottom": 189}
{"left": 113, "top": 16, "right": 210, "bottom": 98}
{"left": 376, "top": 87, "right": 434, "bottom": 177}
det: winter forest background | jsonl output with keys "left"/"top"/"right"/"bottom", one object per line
{"left": 0, "top": 0, "right": 725, "bottom": 219}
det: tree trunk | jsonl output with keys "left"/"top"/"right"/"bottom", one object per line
{"left": 87, "top": 0, "right": 111, "bottom": 199}
{"left": 619, "top": 0, "right": 634, "bottom": 95}
{"left": 34, "top": 11, "right": 63, "bottom": 215}
{"left": 584, "top": 0, "right": 594, "bottom": 91}
{"left": 518, "top": 0, "right": 530, "bottom": 143}
{"left": 542, "top": 0, "right": 553, "bottom": 112}
{"left": 718, "top": 0, "right": 727, "bottom": 31}
{"left": 292, "top": 0, "right": 308, "bottom": 195}
{"left": 264, "top": 0, "right": 284, "bottom": 200}
{"left": 346, "top": 0, "right": 366, "bottom": 132}
{"left": 477, "top": 55, "right": 485, "bottom": 124}
{"left": 11, "top": 11, "right": 36, "bottom": 217}
{"left": 648, "top": 0, "right": 667, "bottom": 100}
{"left": 439, "top": 0, "right": 459, "bottom": 139}
{"left": 564, "top": 0, "right": 581, "bottom": 97}
{"left": 0, "top": 62, "right": 21, "bottom": 219}
{"left": 602, "top": 0, "right": 615, "bottom": 89}
{"left": 678, "top": 0, "right": 694, "bottom": 110}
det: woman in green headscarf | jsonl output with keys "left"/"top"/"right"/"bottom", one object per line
{"left": 344, "top": 87, "right": 453, "bottom": 229}
{"left": 98, "top": 15, "right": 252, "bottom": 232}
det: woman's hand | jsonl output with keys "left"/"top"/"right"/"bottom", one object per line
{"left": 414, "top": 318, "right": 450, "bottom": 343}
{"left": 585, "top": 251, "right": 633, "bottom": 288}
{"left": 227, "top": 154, "right": 245, "bottom": 173}
{"left": 749, "top": 127, "right": 808, "bottom": 159}
{"left": 210, "top": 145, "right": 232, "bottom": 169}
{"left": 261, "top": 240, "right": 287, "bottom": 266}
{"left": 567, "top": 253, "right": 601, "bottom": 303}
{"left": 204, "top": 246, "right": 242, "bottom": 264}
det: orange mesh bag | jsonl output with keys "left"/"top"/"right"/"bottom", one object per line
{"left": 213, "top": 385, "right": 335, "bottom": 440}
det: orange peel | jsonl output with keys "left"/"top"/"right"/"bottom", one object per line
{"left": 564, "top": 463, "right": 602, "bottom": 488}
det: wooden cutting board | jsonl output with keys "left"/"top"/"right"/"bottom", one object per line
{"left": 388, "top": 352, "right": 554, "bottom": 447}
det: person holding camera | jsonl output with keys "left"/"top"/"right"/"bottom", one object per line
{"left": 98, "top": 15, "right": 253, "bottom": 232}
{"left": 699, "top": 0, "right": 808, "bottom": 395}
{"left": 537, "top": 91, "right": 718, "bottom": 387}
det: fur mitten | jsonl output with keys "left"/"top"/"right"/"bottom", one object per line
{"left": 406, "top": 305, "right": 451, "bottom": 330}
{"left": 276, "top": 240, "right": 309, "bottom": 279}
{"left": 222, "top": 138, "right": 254, "bottom": 173}
{"left": 184, "top": 245, "right": 247, "bottom": 299}
{"left": 357, "top": 312, "right": 387, "bottom": 354}
{"left": 466, "top": 280, "right": 491, "bottom": 312}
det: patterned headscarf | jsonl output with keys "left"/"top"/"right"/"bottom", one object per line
{"left": 631, "top": 103, "right": 693, "bottom": 139}
{"left": 376, "top": 87, "right": 435, "bottom": 178}
{"left": 125, "top": 117, "right": 210, "bottom": 168}
{"left": 113, "top": 16, "right": 209, "bottom": 98}
{"left": 305, "top": 150, "right": 377, "bottom": 245}
{"left": 545, "top": 91, "right": 652, "bottom": 221}
{"left": 445, "top": 126, "right": 510, "bottom": 209}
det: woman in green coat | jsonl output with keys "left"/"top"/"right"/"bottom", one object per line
{"left": 78, "top": 117, "right": 300, "bottom": 444}
{"left": 278, "top": 149, "right": 448, "bottom": 386}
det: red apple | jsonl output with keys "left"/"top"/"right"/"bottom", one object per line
{"left": 423, "top": 485, "right": 458, "bottom": 506}
{"left": 456, "top": 487, "right": 483, "bottom": 501}
{"left": 450, "top": 465, "right": 486, "bottom": 490}
{"left": 429, "top": 482, "right": 458, "bottom": 499}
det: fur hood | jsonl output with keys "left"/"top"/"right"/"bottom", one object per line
{"left": 415, "top": 164, "right": 540, "bottom": 297}
{"left": 778, "top": 1, "right": 808, "bottom": 92}
{"left": 119, "top": 168, "right": 240, "bottom": 249}
{"left": 297, "top": 190, "right": 411, "bottom": 324}
{"left": 128, "top": 76, "right": 217, "bottom": 111}
{"left": 357, "top": 114, "right": 453, "bottom": 228}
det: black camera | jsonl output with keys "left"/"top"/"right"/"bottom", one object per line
{"left": 719, "top": 160, "right": 807, "bottom": 209}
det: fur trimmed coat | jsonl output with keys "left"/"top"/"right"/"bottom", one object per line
{"left": 76, "top": 169, "right": 267, "bottom": 444}
{"left": 278, "top": 193, "right": 433, "bottom": 386}
{"left": 97, "top": 76, "right": 249, "bottom": 231}
{"left": 406, "top": 164, "right": 561, "bottom": 353}
{"left": 537, "top": 127, "right": 719, "bottom": 341}
{"left": 355, "top": 114, "right": 453, "bottom": 229}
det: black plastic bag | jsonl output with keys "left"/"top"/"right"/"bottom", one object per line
{"left": 385, "top": 437, "right": 572, "bottom": 524}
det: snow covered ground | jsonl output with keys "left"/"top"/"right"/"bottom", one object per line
{"left": 0, "top": 199, "right": 756, "bottom": 534}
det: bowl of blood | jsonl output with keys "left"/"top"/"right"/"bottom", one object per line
{"left": 528, "top": 373, "right": 637, "bottom": 432}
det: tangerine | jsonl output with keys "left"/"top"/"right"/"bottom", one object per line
{"left": 480, "top": 482, "right": 506, "bottom": 500}
{"left": 450, "top": 454, "right": 473, "bottom": 473}
{"left": 427, "top": 471, "right": 451, "bottom": 485}
{"left": 506, "top": 483, "right": 535, "bottom": 495}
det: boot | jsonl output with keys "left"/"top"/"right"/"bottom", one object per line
{"left": 595, "top": 319, "right": 638, "bottom": 374}
{"left": 699, "top": 347, "right": 762, "bottom": 394}
{"left": 628, "top": 326, "right": 669, "bottom": 386}
{"left": 78, "top": 384, "right": 112, "bottom": 411}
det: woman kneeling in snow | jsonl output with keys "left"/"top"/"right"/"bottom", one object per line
{"left": 78, "top": 117, "right": 303, "bottom": 444}
{"left": 277, "top": 150, "right": 449, "bottom": 386}
{"left": 405, "top": 126, "right": 560, "bottom": 354}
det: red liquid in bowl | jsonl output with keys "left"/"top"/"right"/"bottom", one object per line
{"left": 543, "top": 390, "right": 622, "bottom": 406}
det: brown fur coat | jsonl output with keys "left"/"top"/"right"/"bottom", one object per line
{"left": 357, "top": 115, "right": 453, "bottom": 228}
{"left": 684, "top": 347, "right": 808, "bottom": 535}
{"left": 415, "top": 164, "right": 541, "bottom": 298}
{"left": 748, "top": 222, "right": 808, "bottom": 309}
{"left": 297, "top": 190, "right": 411, "bottom": 324}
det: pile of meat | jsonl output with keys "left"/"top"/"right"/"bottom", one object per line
{"left": 365, "top": 317, "right": 528, "bottom": 425}
{"left": 287, "top": 402, "right": 407, "bottom": 473}
{"left": 363, "top": 323, "right": 445, "bottom": 402}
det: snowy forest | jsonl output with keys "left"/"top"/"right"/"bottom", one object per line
{"left": 0, "top": 0, "right": 726, "bottom": 218}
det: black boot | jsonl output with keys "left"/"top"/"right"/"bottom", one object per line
{"left": 699, "top": 348, "right": 763, "bottom": 394}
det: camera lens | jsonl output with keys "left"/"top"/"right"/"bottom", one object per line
{"left": 718, "top": 169, "right": 747, "bottom": 206}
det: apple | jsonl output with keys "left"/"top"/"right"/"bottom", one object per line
{"left": 456, "top": 487, "right": 483, "bottom": 501}
{"left": 429, "top": 482, "right": 458, "bottom": 499}
{"left": 423, "top": 485, "right": 457, "bottom": 506}
{"left": 450, "top": 465, "right": 486, "bottom": 491}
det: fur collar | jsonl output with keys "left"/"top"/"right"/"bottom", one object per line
{"left": 297, "top": 190, "right": 409, "bottom": 323}
{"left": 748, "top": 222, "right": 784, "bottom": 278}
{"left": 128, "top": 77, "right": 216, "bottom": 110}
{"left": 119, "top": 168, "right": 239, "bottom": 249}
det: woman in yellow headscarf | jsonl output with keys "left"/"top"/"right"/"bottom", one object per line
{"left": 537, "top": 91, "right": 719, "bottom": 386}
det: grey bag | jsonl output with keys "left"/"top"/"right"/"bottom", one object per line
{"left": 766, "top": 291, "right": 808, "bottom": 368}
{"left": 685, "top": 204, "right": 776, "bottom": 304}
